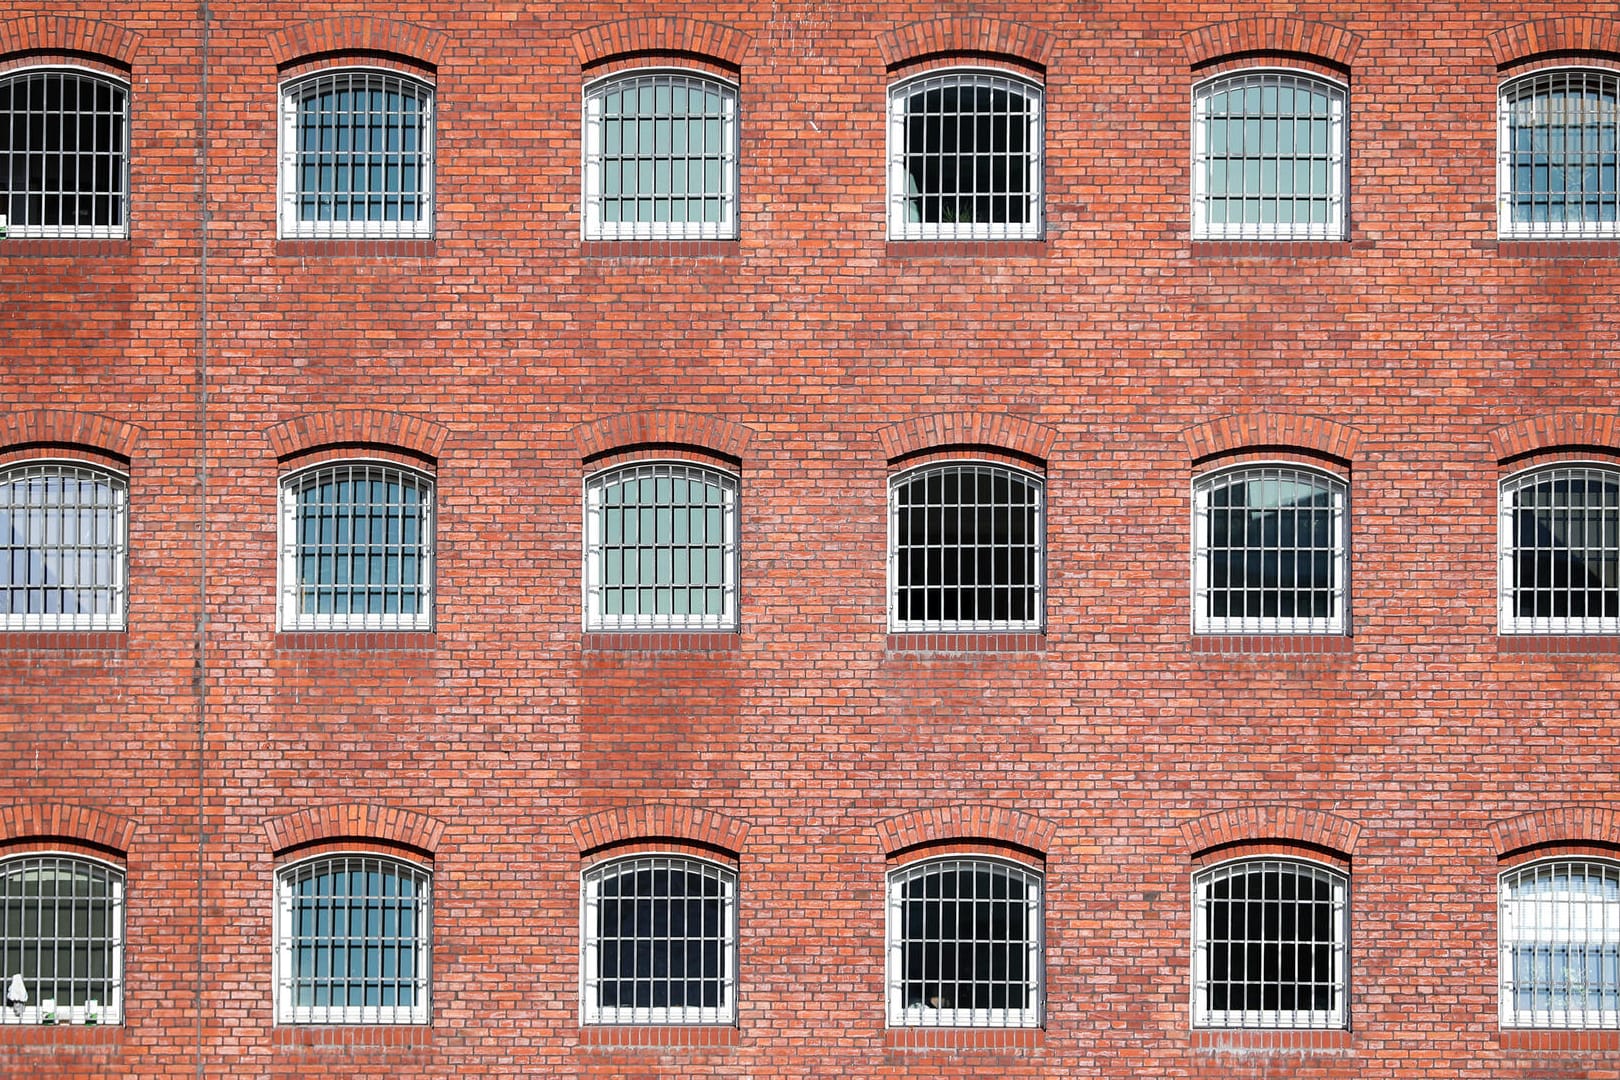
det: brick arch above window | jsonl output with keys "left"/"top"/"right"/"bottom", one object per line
{"left": 1183, "top": 412, "right": 1361, "bottom": 467}
{"left": 264, "top": 409, "right": 448, "bottom": 463}
{"left": 263, "top": 803, "right": 448, "bottom": 857}
{"left": 878, "top": 411, "right": 1057, "bottom": 465}
{"left": 1181, "top": 804, "right": 1361, "bottom": 858}
{"left": 570, "top": 803, "right": 749, "bottom": 856}
{"left": 1488, "top": 17, "right": 1620, "bottom": 68}
{"left": 0, "top": 803, "right": 137, "bottom": 855}
{"left": 875, "top": 804, "right": 1057, "bottom": 858}
{"left": 0, "top": 16, "right": 140, "bottom": 67}
{"left": 1489, "top": 412, "right": 1620, "bottom": 463}
{"left": 569, "top": 18, "right": 751, "bottom": 71}
{"left": 876, "top": 17, "right": 1053, "bottom": 72}
{"left": 572, "top": 410, "right": 754, "bottom": 463}
{"left": 1182, "top": 17, "right": 1362, "bottom": 71}
{"left": 0, "top": 409, "right": 141, "bottom": 462}
{"left": 1492, "top": 806, "right": 1620, "bottom": 857}
{"left": 268, "top": 16, "right": 447, "bottom": 69}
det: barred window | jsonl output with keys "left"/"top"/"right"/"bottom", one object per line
{"left": 274, "top": 855, "right": 431, "bottom": 1025}
{"left": 889, "top": 462, "right": 1043, "bottom": 633}
{"left": 581, "top": 855, "right": 737, "bottom": 1025}
{"left": 0, "top": 855, "right": 123, "bottom": 1025}
{"left": 0, "top": 68, "right": 128, "bottom": 239}
{"left": 886, "top": 858, "right": 1043, "bottom": 1029}
{"left": 278, "top": 462, "right": 434, "bottom": 632}
{"left": 584, "top": 462, "right": 739, "bottom": 632}
{"left": 1501, "top": 859, "right": 1620, "bottom": 1029}
{"left": 1193, "top": 859, "right": 1347, "bottom": 1030}
{"left": 887, "top": 69, "right": 1043, "bottom": 241}
{"left": 279, "top": 69, "right": 433, "bottom": 239}
{"left": 583, "top": 70, "right": 738, "bottom": 241}
{"left": 1193, "top": 465, "right": 1347, "bottom": 634}
{"left": 1500, "top": 465, "right": 1619, "bottom": 634}
{"left": 1193, "top": 70, "right": 1346, "bottom": 240}
{"left": 0, "top": 461, "right": 128, "bottom": 631}
{"left": 1499, "top": 69, "right": 1620, "bottom": 238}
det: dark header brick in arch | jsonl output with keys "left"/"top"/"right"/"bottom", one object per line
{"left": 1489, "top": 411, "right": 1620, "bottom": 462}
{"left": 264, "top": 803, "right": 448, "bottom": 856}
{"left": 0, "top": 409, "right": 141, "bottom": 460}
{"left": 265, "top": 409, "right": 449, "bottom": 462}
{"left": 268, "top": 17, "right": 448, "bottom": 69}
{"left": 1488, "top": 18, "right": 1620, "bottom": 67}
{"left": 1182, "top": 17, "right": 1363, "bottom": 70}
{"left": 876, "top": 17, "right": 1053, "bottom": 71}
{"left": 0, "top": 16, "right": 140, "bottom": 67}
{"left": 570, "top": 803, "right": 750, "bottom": 856}
{"left": 878, "top": 411, "right": 1058, "bottom": 464}
{"left": 1183, "top": 412, "right": 1361, "bottom": 466}
{"left": 570, "top": 18, "right": 752, "bottom": 70}
{"left": 875, "top": 804, "right": 1057, "bottom": 857}
{"left": 573, "top": 410, "right": 755, "bottom": 462}
{"left": 1492, "top": 806, "right": 1620, "bottom": 856}
{"left": 0, "top": 803, "right": 138, "bottom": 854}
{"left": 1181, "top": 805, "right": 1361, "bottom": 858}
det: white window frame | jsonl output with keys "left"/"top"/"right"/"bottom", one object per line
{"left": 1192, "top": 463, "right": 1348, "bottom": 635}
{"left": 0, "top": 66, "right": 130, "bottom": 240}
{"left": 277, "top": 460, "right": 435, "bottom": 632}
{"left": 580, "top": 854, "right": 739, "bottom": 1026}
{"left": 885, "top": 856, "right": 1044, "bottom": 1029}
{"left": 0, "top": 853, "right": 124, "bottom": 1025}
{"left": 582, "top": 69, "right": 739, "bottom": 241}
{"left": 886, "top": 67, "right": 1044, "bottom": 241}
{"left": 1191, "top": 68, "right": 1347, "bottom": 241}
{"left": 887, "top": 460, "right": 1045, "bottom": 633}
{"left": 273, "top": 853, "right": 432, "bottom": 1026}
{"left": 277, "top": 67, "right": 435, "bottom": 240}
{"left": 1500, "top": 858, "right": 1620, "bottom": 1029}
{"left": 582, "top": 460, "right": 740, "bottom": 632}
{"left": 1499, "top": 463, "right": 1620, "bottom": 635}
{"left": 1191, "top": 857, "right": 1348, "bottom": 1030}
{"left": 1498, "top": 67, "right": 1620, "bottom": 239}
{"left": 0, "top": 459, "right": 128, "bottom": 632}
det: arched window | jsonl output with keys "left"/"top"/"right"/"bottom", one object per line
{"left": 888, "top": 462, "right": 1044, "bottom": 632}
{"left": 1192, "top": 69, "right": 1346, "bottom": 240}
{"left": 1499, "top": 68, "right": 1620, "bottom": 238}
{"left": 583, "top": 70, "right": 738, "bottom": 241}
{"left": 1499, "top": 464, "right": 1619, "bottom": 633}
{"left": 0, "top": 67, "right": 128, "bottom": 239}
{"left": 583, "top": 461, "right": 739, "bottom": 631}
{"left": 278, "top": 68, "right": 434, "bottom": 239}
{"left": 1500, "top": 858, "right": 1620, "bottom": 1028}
{"left": 0, "top": 854, "right": 124, "bottom": 1025}
{"left": 580, "top": 854, "right": 738, "bottom": 1025}
{"left": 274, "top": 854, "right": 431, "bottom": 1024}
{"left": 1192, "top": 858, "right": 1348, "bottom": 1029}
{"left": 0, "top": 461, "right": 128, "bottom": 631}
{"left": 1193, "top": 465, "right": 1347, "bottom": 634}
{"left": 887, "top": 69, "right": 1043, "bottom": 241}
{"left": 886, "top": 857, "right": 1043, "bottom": 1028}
{"left": 277, "top": 461, "right": 435, "bottom": 631}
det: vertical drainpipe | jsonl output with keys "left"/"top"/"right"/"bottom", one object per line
{"left": 195, "top": 0, "right": 210, "bottom": 1075}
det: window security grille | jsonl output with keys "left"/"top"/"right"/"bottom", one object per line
{"left": 886, "top": 858, "right": 1043, "bottom": 1028}
{"left": 888, "top": 70, "right": 1043, "bottom": 240}
{"left": 1500, "top": 466, "right": 1620, "bottom": 633}
{"left": 1500, "top": 69, "right": 1620, "bottom": 238}
{"left": 581, "top": 856, "right": 737, "bottom": 1025}
{"left": 279, "top": 463, "right": 434, "bottom": 631}
{"left": 280, "top": 70, "right": 433, "bottom": 239}
{"left": 1193, "top": 859, "right": 1347, "bottom": 1029}
{"left": 1193, "top": 70, "right": 1346, "bottom": 240}
{"left": 1193, "top": 466, "right": 1346, "bottom": 634}
{"left": 0, "top": 462, "right": 128, "bottom": 631}
{"left": 889, "top": 463, "right": 1044, "bottom": 632}
{"left": 1501, "top": 860, "right": 1620, "bottom": 1029}
{"left": 584, "top": 462, "right": 739, "bottom": 631}
{"left": 0, "top": 856, "right": 123, "bottom": 1024}
{"left": 584, "top": 72, "right": 738, "bottom": 240}
{"left": 275, "top": 856, "right": 430, "bottom": 1024}
{"left": 0, "top": 69, "right": 128, "bottom": 239}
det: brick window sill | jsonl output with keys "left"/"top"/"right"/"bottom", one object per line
{"left": 276, "top": 239, "right": 437, "bottom": 259}
{"left": 885, "top": 1026, "right": 1043, "bottom": 1052}
{"left": 1491, "top": 239, "right": 1620, "bottom": 258}
{"left": 1499, "top": 1028, "right": 1620, "bottom": 1051}
{"left": 275, "top": 631, "right": 436, "bottom": 652}
{"left": 0, "top": 1024, "right": 123, "bottom": 1049}
{"left": 1498, "top": 634, "right": 1620, "bottom": 655}
{"left": 578, "top": 1024, "right": 738, "bottom": 1049}
{"left": 580, "top": 239, "right": 740, "bottom": 259}
{"left": 0, "top": 238, "right": 129, "bottom": 257}
{"left": 272, "top": 1025, "right": 433, "bottom": 1052}
{"left": 1192, "top": 633, "right": 1352, "bottom": 656}
{"left": 885, "top": 239, "right": 1045, "bottom": 259}
{"left": 1190, "top": 238, "right": 1363, "bottom": 258}
{"left": 583, "top": 631, "right": 741, "bottom": 653}
{"left": 0, "top": 631, "right": 125, "bottom": 652}
{"left": 887, "top": 631, "right": 1045, "bottom": 655}
{"left": 1191, "top": 1027, "right": 1352, "bottom": 1053}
